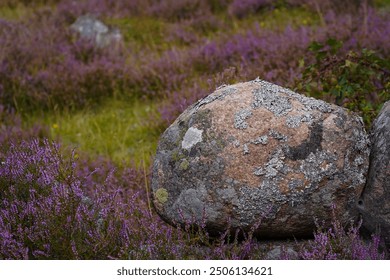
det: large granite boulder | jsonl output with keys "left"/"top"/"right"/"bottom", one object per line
{"left": 358, "top": 101, "right": 390, "bottom": 247}
{"left": 151, "top": 79, "right": 370, "bottom": 238}
{"left": 70, "top": 15, "right": 122, "bottom": 48}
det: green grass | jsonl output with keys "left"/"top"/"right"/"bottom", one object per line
{"left": 0, "top": 4, "right": 31, "bottom": 20}
{"left": 106, "top": 16, "right": 171, "bottom": 52}
{"left": 229, "top": 6, "right": 320, "bottom": 33}
{"left": 39, "top": 98, "right": 164, "bottom": 167}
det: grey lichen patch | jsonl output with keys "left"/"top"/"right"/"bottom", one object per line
{"left": 252, "top": 148, "right": 289, "bottom": 179}
{"left": 299, "top": 151, "right": 337, "bottom": 182}
{"left": 343, "top": 150, "right": 367, "bottom": 187}
{"left": 253, "top": 167, "right": 266, "bottom": 176}
{"left": 233, "top": 140, "right": 241, "bottom": 147}
{"left": 263, "top": 148, "right": 287, "bottom": 178}
{"left": 351, "top": 124, "right": 370, "bottom": 152}
{"left": 252, "top": 82, "right": 292, "bottom": 117}
{"left": 170, "top": 185, "right": 221, "bottom": 225}
{"left": 252, "top": 78, "right": 333, "bottom": 114}
{"left": 236, "top": 181, "right": 287, "bottom": 226}
{"left": 299, "top": 97, "right": 333, "bottom": 113}
{"left": 286, "top": 113, "right": 314, "bottom": 128}
{"left": 219, "top": 85, "right": 238, "bottom": 96}
{"left": 234, "top": 108, "right": 253, "bottom": 129}
{"left": 354, "top": 156, "right": 364, "bottom": 166}
{"left": 155, "top": 188, "right": 169, "bottom": 204}
{"left": 269, "top": 130, "right": 288, "bottom": 142}
{"left": 252, "top": 135, "right": 268, "bottom": 145}
{"left": 286, "top": 115, "right": 302, "bottom": 128}
{"left": 182, "top": 127, "right": 203, "bottom": 150}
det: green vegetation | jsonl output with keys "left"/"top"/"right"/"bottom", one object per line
{"left": 41, "top": 98, "right": 163, "bottom": 167}
{"left": 107, "top": 16, "right": 170, "bottom": 52}
{"left": 231, "top": 6, "right": 320, "bottom": 32}
{"left": 296, "top": 39, "right": 390, "bottom": 128}
{"left": 0, "top": 4, "right": 30, "bottom": 19}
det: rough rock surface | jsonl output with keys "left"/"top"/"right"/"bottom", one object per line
{"left": 151, "top": 79, "right": 370, "bottom": 238}
{"left": 265, "top": 245, "right": 299, "bottom": 260}
{"left": 70, "top": 15, "right": 122, "bottom": 48}
{"left": 359, "top": 101, "right": 390, "bottom": 247}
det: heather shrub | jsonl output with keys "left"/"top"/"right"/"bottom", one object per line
{"left": 0, "top": 0, "right": 62, "bottom": 8}
{"left": 286, "top": 0, "right": 365, "bottom": 14}
{"left": 228, "top": 0, "right": 274, "bottom": 18}
{"left": 148, "top": 0, "right": 208, "bottom": 21}
{"left": 0, "top": 139, "right": 168, "bottom": 259}
{"left": 0, "top": 139, "right": 129, "bottom": 259}
{"left": 298, "top": 212, "right": 385, "bottom": 260}
{"left": 0, "top": 105, "right": 48, "bottom": 154}
{"left": 0, "top": 9, "right": 133, "bottom": 112}
{"left": 0, "top": 139, "right": 266, "bottom": 259}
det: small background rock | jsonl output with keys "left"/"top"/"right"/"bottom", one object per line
{"left": 70, "top": 14, "right": 122, "bottom": 48}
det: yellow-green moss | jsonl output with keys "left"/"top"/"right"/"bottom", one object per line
{"left": 155, "top": 188, "right": 169, "bottom": 204}
{"left": 179, "top": 159, "right": 190, "bottom": 170}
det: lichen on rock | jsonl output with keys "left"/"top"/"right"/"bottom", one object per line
{"left": 181, "top": 127, "right": 203, "bottom": 150}
{"left": 155, "top": 188, "right": 169, "bottom": 204}
{"left": 234, "top": 108, "right": 253, "bottom": 129}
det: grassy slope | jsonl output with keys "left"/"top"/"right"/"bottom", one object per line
{"left": 45, "top": 98, "right": 164, "bottom": 167}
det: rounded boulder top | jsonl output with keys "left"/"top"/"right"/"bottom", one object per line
{"left": 70, "top": 14, "right": 122, "bottom": 48}
{"left": 151, "top": 79, "right": 370, "bottom": 238}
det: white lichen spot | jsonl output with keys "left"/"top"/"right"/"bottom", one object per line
{"left": 269, "top": 130, "right": 288, "bottom": 142}
{"left": 252, "top": 135, "right": 268, "bottom": 145}
{"left": 243, "top": 144, "right": 250, "bottom": 155}
{"left": 182, "top": 127, "right": 203, "bottom": 150}
{"left": 286, "top": 115, "right": 302, "bottom": 128}
{"left": 354, "top": 156, "right": 364, "bottom": 166}
{"left": 234, "top": 108, "right": 253, "bottom": 129}
{"left": 233, "top": 140, "right": 241, "bottom": 147}
{"left": 253, "top": 167, "right": 266, "bottom": 176}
